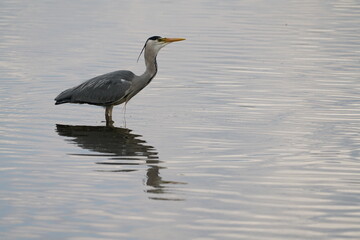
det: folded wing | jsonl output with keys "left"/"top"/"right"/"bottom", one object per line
{"left": 55, "top": 70, "right": 134, "bottom": 106}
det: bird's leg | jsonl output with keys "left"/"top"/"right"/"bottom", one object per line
{"left": 105, "top": 105, "right": 114, "bottom": 126}
{"left": 122, "top": 103, "right": 127, "bottom": 128}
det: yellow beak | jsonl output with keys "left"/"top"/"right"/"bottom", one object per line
{"left": 162, "top": 38, "right": 186, "bottom": 43}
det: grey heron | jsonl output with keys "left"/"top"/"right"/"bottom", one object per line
{"left": 55, "top": 36, "right": 185, "bottom": 125}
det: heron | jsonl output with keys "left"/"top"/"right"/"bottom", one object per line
{"left": 55, "top": 36, "right": 185, "bottom": 126}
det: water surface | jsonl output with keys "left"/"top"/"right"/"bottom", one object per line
{"left": 0, "top": 0, "right": 360, "bottom": 239}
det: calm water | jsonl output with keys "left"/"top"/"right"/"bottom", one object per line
{"left": 1, "top": 0, "right": 360, "bottom": 239}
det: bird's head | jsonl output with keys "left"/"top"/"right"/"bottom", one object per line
{"left": 137, "top": 36, "right": 185, "bottom": 62}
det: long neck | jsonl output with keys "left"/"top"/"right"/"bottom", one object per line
{"left": 141, "top": 47, "right": 158, "bottom": 81}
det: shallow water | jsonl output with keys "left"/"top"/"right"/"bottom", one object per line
{"left": 1, "top": 0, "right": 360, "bottom": 239}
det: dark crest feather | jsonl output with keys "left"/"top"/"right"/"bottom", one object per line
{"left": 137, "top": 36, "right": 162, "bottom": 63}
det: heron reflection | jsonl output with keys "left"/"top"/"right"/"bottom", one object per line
{"left": 55, "top": 124, "right": 185, "bottom": 200}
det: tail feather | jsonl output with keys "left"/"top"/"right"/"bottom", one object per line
{"left": 54, "top": 88, "right": 74, "bottom": 105}
{"left": 54, "top": 98, "right": 70, "bottom": 105}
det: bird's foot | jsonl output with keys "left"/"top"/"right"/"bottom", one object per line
{"left": 104, "top": 120, "right": 114, "bottom": 127}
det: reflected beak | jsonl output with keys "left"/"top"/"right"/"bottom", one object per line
{"left": 162, "top": 38, "right": 186, "bottom": 43}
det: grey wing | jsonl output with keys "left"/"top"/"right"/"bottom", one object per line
{"left": 55, "top": 70, "right": 134, "bottom": 105}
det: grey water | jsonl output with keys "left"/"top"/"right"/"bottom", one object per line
{"left": 1, "top": 0, "right": 360, "bottom": 239}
